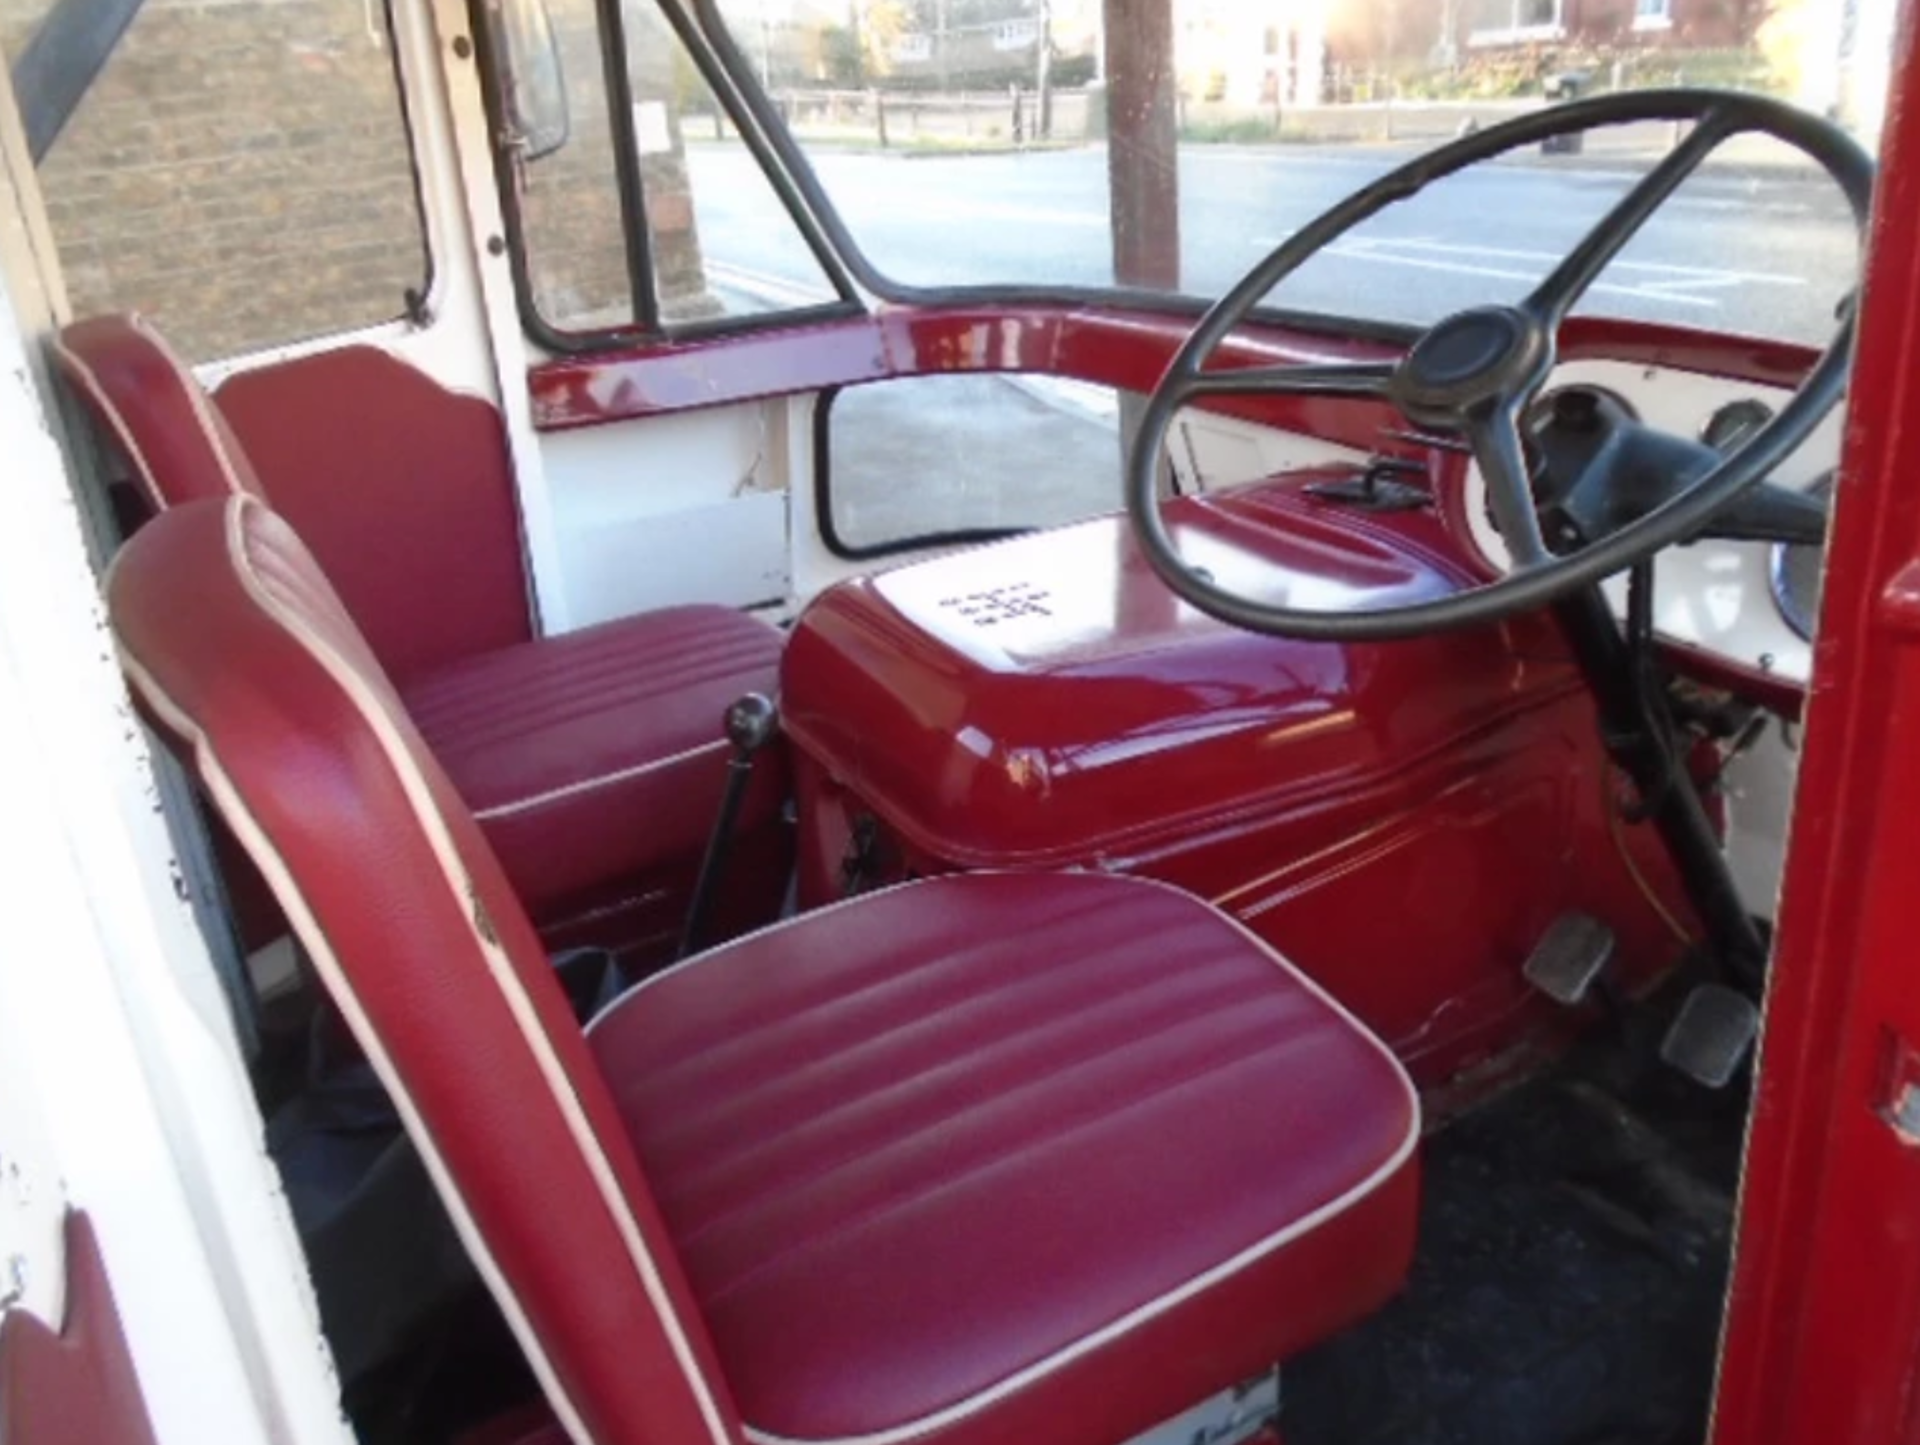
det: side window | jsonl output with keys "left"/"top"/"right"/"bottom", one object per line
{"left": 498, "top": 0, "right": 842, "bottom": 340}
{"left": 2, "top": 0, "right": 429, "bottom": 362}
{"left": 823, "top": 374, "right": 1123, "bottom": 556}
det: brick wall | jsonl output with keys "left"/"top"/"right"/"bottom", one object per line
{"left": 1, "top": 0, "right": 711, "bottom": 362}
{"left": 518, "top": 0, "right": 713, "bottom": 331}
{"left": 1, "top": 0, "right": 427, "bottom": 361}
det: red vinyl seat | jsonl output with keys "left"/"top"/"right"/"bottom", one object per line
{"left": 108, "top": 494, "right": 1420, "bottom": 1445}
{"left": 55, "top": 312, "right": 783, "bottom": 957}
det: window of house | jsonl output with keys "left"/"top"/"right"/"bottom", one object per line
{"left": 1, "top": 0, "right": 429, "bottom": 363}
{"left": 1634, "top": 0, "right": 1673, "bottom": 26}
{"left": 489, "top": 0, "right": 845, "bottom": 340}
{"left": 1469, "top": 0, "right": 1563, "bottom": 41}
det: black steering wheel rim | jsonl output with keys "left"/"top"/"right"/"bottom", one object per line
{"left": 1125, "top": 88, "right": 1877, "bottom": 642}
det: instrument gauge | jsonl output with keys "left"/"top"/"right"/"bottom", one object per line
{"left": 1701, "top": 398, "right": 1775, "bottom": 454}
{"left": 1770, "top": 471, "right": 1835, "bottom": 642}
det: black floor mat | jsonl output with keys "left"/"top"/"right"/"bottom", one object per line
{"left": 1285, "top": 1020, "right": 1747, "bottom": 1445}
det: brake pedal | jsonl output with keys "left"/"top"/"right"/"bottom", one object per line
{"left": 1660, "top": 983, "right": 1760, "bottom": 1088}
{"left": 1522, "top": 912, "right": 1615, "bottom": 1005}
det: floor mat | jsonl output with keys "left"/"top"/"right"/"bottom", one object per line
{"left": 1284, "top": 1022, "right": 1746, "bottom": 1445}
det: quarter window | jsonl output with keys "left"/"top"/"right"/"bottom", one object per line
{"left": 489, "top": 0, "right": 842, "bottom": 341}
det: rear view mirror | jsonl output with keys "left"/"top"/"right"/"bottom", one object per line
{"left": 494, "top": 0, "right": 569, "bottom": 161}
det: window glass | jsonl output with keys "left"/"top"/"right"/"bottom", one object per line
{"left": 0, "top": 0, "right": 428, "bottom": 362}
{"left": 513, "top": 0, "right": 634, "bottom": 329}
{"left": 827, "top": 373, "right": 1121, "bottom": 553}
{"left": 504, "top": 0, "right": 839, "bottom": 334}
{"left": 709, "top": 0, "right": 1876, "bottom": 347}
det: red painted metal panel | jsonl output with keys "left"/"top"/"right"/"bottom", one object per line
{"left": 1711, "top": 12, "right": 1920, "bottom": 1441}
{"left": 525, "top": 306, "right": 1814, "bottom": 437}
{"left": 527, "top": 304, "right": 1818, "bottom": 718}
{"left": 0, "top": 1212, "right": 161, "bottom": 1445}
{"left": 527, "top": 304, "right": 1401, "bottom": 448}
{"left": 782, "top": 474, "right": 1697, "bottom": 1085}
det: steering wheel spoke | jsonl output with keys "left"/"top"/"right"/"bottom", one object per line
{"left": 1466, "top": 403, "right": 1555, "bottom": 570}
{"left": 1177, "top": 359, "right": 1396, "bottom": 403}
{"left": 1125, "top": 88, "right": 1872, "bottom": 641}
{"left": 1525, "top": 109, "right": 1734, "bottom": 325}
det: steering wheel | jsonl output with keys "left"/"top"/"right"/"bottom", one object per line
{"left": 1125, "top": 89, "right": 1876, "bottom": 641}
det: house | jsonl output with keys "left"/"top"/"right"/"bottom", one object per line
{"left": 1459, "top": 0, "right": 1762, "bottom": 51}
{"left": 1178, "top": 0, "right": 1331, "bottom": 106}
{"left": 878, "top": 0, "right": 1102, "bottom": 89}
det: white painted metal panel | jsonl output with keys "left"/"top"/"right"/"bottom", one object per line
{"left": 0, "top": 219, "right": 352, "bottom": 1444}
{"left": 542, "top": 401, "right": 793, "bottom": 625}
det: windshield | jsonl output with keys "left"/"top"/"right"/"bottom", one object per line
{"left": 700, "top": 0, "right": 1881, "bottom": 347}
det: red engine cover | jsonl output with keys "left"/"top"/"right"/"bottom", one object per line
{"left": 782, "top": 478, "right": 1696, "bottom": 1085}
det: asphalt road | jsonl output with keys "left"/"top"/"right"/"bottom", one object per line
{"left": 691, "top": 140, "right": 1862, "bottom": 347}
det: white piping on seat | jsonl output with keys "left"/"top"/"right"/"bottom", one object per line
{"left": 118, "top": 647, "right": 598, "bottom": 1445}
{"left": 471, "top": 738, "right": 729, "bottom": 821}
{"left": 51, "top": 333, "right": 167, "bottom": 512}
{"left": 583, "top": 874, "right": 927, "bottom": 1033}
{"left": 53, "top": 315, "right": 255, "bottom": 507}
{"left": 116, "top": 494, "right": 737, "bottom": 1445}
{"left": 143, "top": 315, "right": 256, "bottom": 498}
{"left": 589, "top": 868, "right": 1422, "bottom": 1445}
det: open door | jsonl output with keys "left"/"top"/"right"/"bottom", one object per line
{"left": 1712, "top": 6, "right": 1920, "bottom": 1437}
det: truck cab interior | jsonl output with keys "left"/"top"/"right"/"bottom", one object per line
{"left": 1, "top": 1, "right": 1905, "bottom": 1444}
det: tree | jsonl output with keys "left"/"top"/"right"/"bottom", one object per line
{"left": 822, "top": 22, "right": 866, "bottom": 84}
{"left": 860, "top": 0, "right": 911, "bottom": 78}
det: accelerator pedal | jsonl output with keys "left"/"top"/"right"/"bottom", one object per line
{"left": 1659, "top": 983, "right": 1760, "bottom": 1088}
{"left": 1522, "top": 912, "right": 1616, "bottom": 1005}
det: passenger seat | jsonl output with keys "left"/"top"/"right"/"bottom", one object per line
{"left": 56, "top": 313, "right": 785, "bottom": 962}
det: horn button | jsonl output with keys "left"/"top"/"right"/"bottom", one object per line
{"left": 1391, "top": 306, "right": 1548, "bottom": 421}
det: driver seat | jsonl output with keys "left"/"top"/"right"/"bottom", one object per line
{"left": 107, "top": 493, "right": 1422, "bottom": 1445}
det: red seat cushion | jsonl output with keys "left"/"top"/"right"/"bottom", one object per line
{"left": 402, "top": 606, "right": 786, "bottom": 923}
{"left": 587, "top": 871, "right": 1419, "bottom": 1445}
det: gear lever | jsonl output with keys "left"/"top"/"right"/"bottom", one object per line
{"left": 677, "top": 693, "right": 779, "bottom": 960}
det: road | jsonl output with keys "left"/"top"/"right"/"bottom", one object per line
{"left": 690, "top": 141, "right": 1860, "bottom": 346}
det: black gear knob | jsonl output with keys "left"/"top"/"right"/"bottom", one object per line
{"left": 724, "top": 692, "right": 778, "bottom": 755}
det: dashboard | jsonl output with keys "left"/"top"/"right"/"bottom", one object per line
{"left": 1458, "top": 358, "right": 1841, "bottom": 695}
{"left": 1170, "top": 355, "right": 1839, "bottom": 919}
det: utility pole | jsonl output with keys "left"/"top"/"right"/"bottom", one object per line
{"left": 936, "top": 0, "right": 950, "bottom": 91}
{"left": 1437, "top": 0, "right": 1461, "bottom": 69}
{"left": 1104, "top": 0, "right": 1177, "bottom": 290}
{"left": 1035, "top": 0, "right": 1053, "bottom": 140}
{"left": 1103, "top": 0, "right": 1178, "bottom": 485}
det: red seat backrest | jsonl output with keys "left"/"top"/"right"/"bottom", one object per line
{"left": 56, "top": 314, "right": 533, "bottom": 684}
{"left": 108, "top": 495, "right": 744, "bottom": 1445}
{"left": 54, "top": 313, "right": 265, "bottom": 506}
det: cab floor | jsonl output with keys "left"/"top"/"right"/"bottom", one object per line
{"left": 1284, "top": 1006, "right": 1748, "bottom": 1445}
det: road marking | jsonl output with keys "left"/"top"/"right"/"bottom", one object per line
{"left": 1319, "top": 241, "right": 1716, "bottom": 306}
{"left": 1244, "top": 233, "right": 1813, "bottom": 307}
{"left": 1343, "top": 236, "right": 1806, "bottom": 286}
